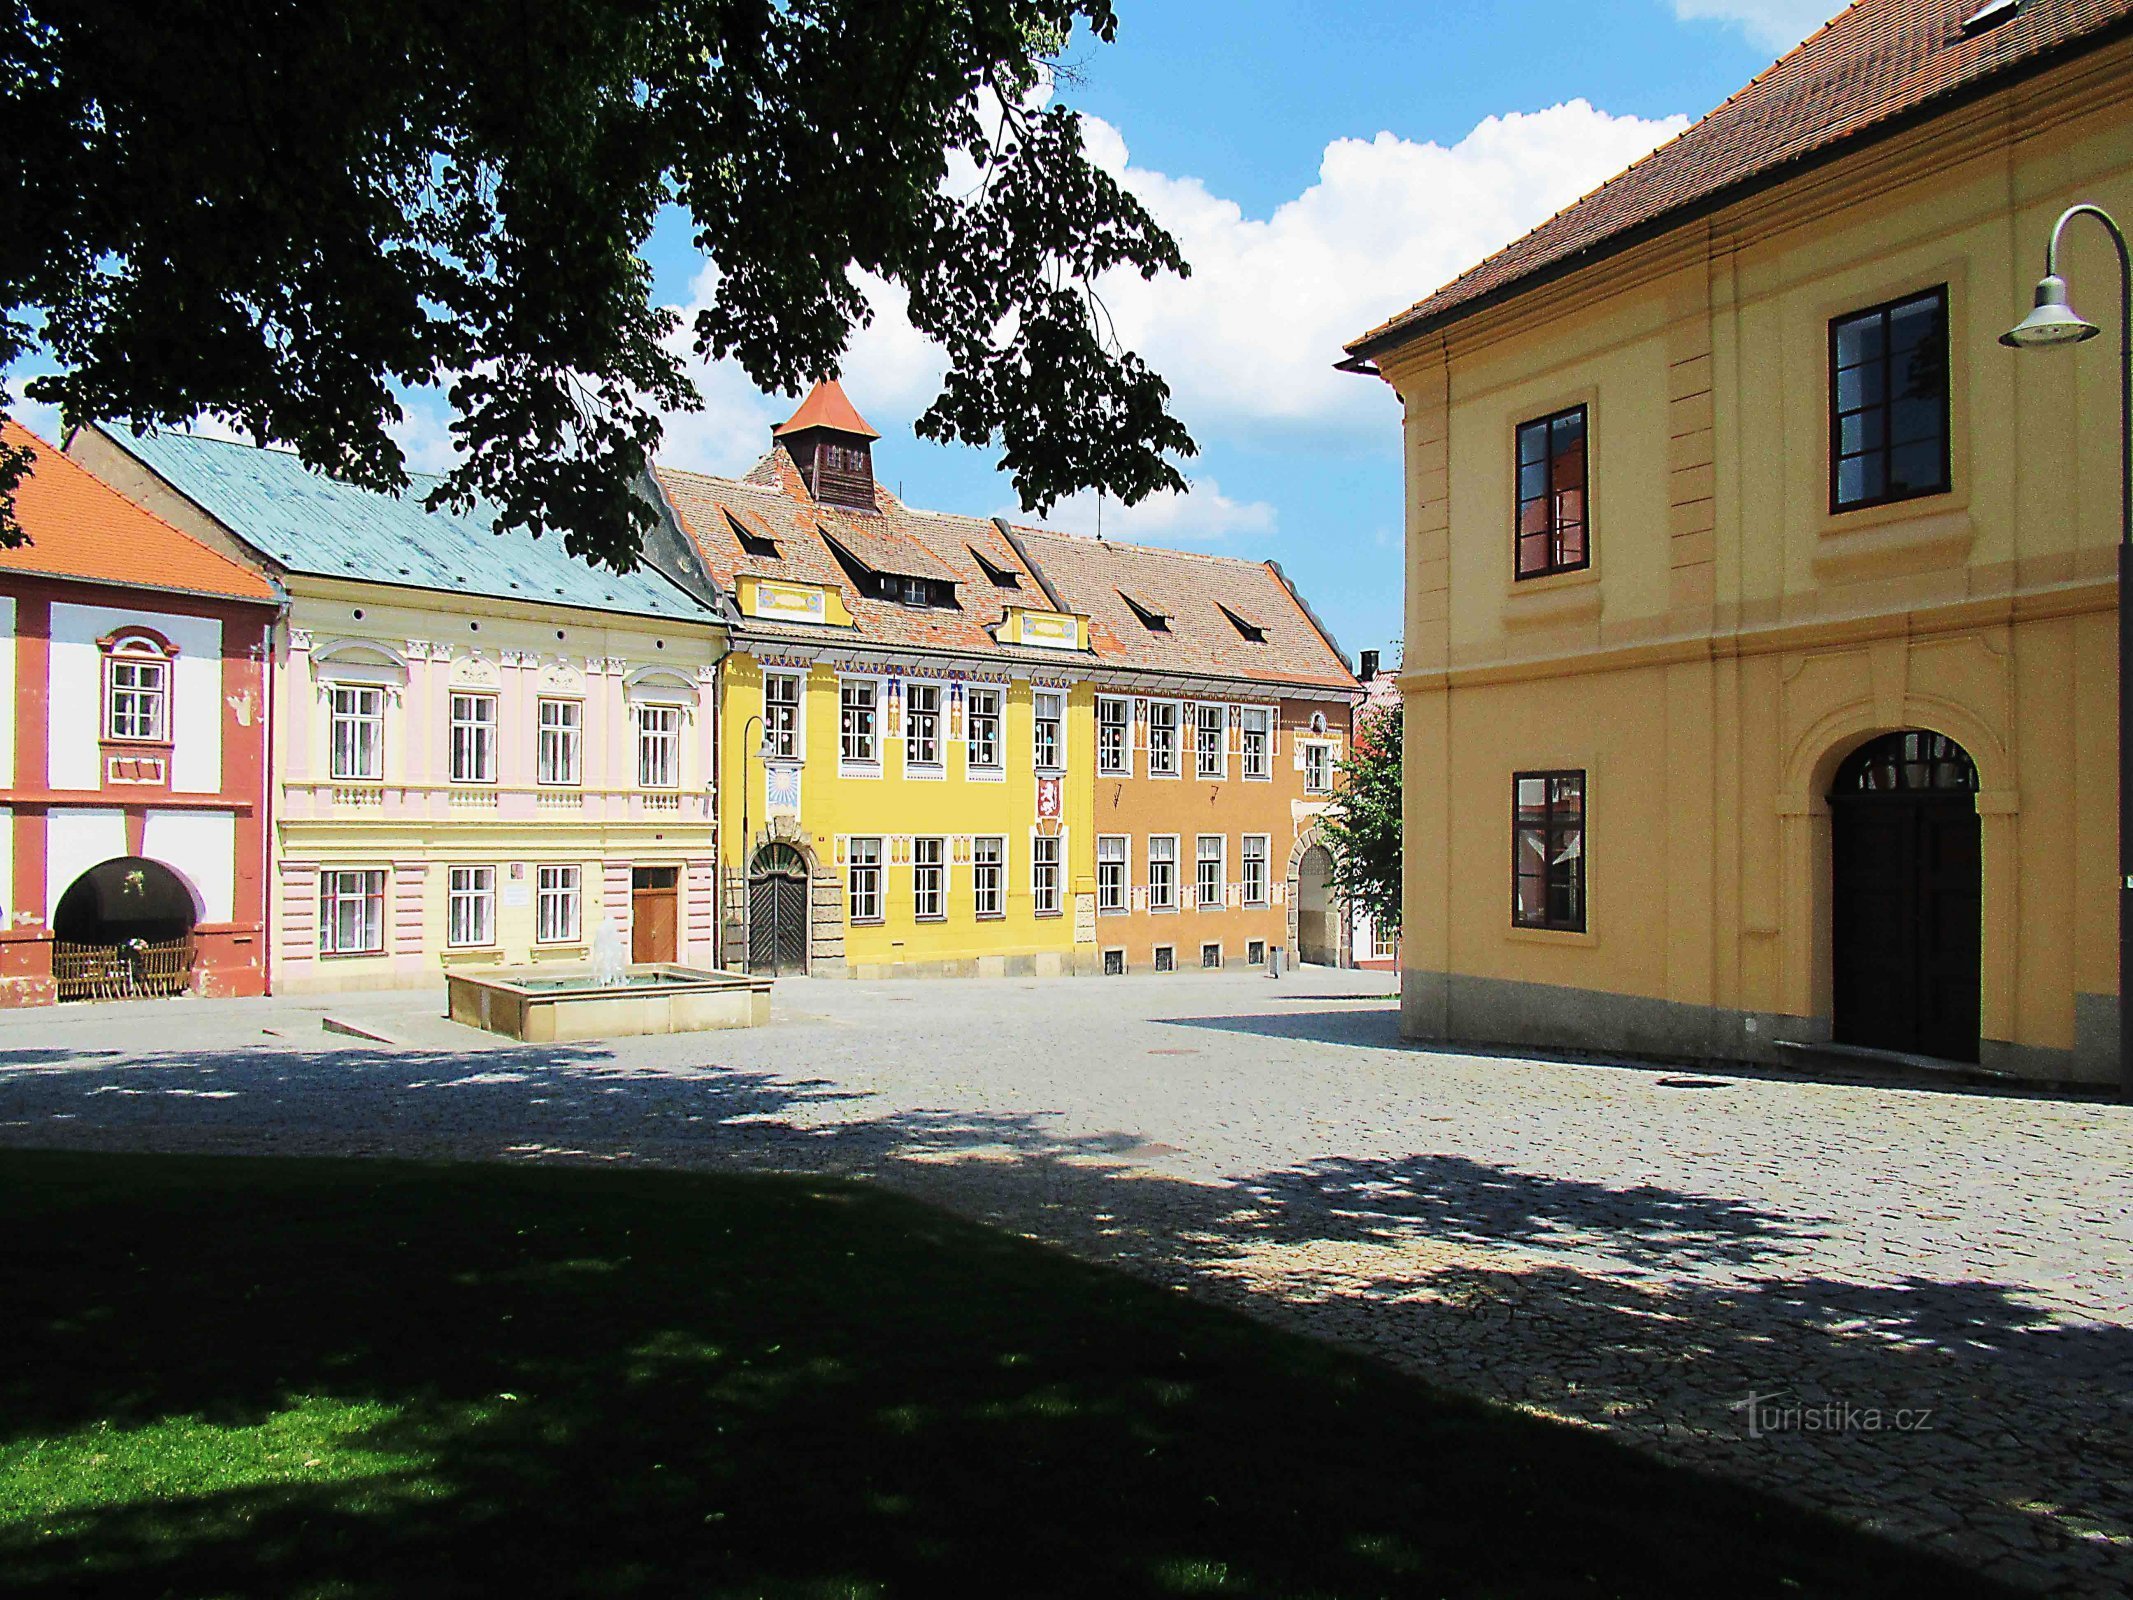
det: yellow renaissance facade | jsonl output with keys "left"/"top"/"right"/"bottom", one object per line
{"left": 1348, "top": 3, "right": 2133, "bottom": 1084}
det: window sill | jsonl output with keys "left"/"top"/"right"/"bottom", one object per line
{"left": 1033, "top": 910, "right": 1064, "bottom": 919}
{"left": 1502, "top": 565, "right": 1602, "bottom": 629}
{"left": 1098, "top": 767, "right": 1132, "bottom": 781}
{"left": 1505, "top": 924, "right": 1597, "bottom": 949}
{"left": 319, "top": 948, "right": 387, "bottom": 960}
{"left": 839, "top": 761, "right": 882, "bottom": 779}
{"left": 849, "top": 918, "right": 885, "bottom": 928}
{"left": 975, "top": 912, "right": 1005, "bottom": 922}
{"left": 967, "top": 767, "right": 1006, "bottom": 782}
{"left": 530, "top": 942, "right": 588, "bottom": 956}
{"left": 905, "top": 765, "right": 946, "bottom": 781}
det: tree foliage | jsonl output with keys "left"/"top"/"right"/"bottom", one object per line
{"left": 1323, "top": 698, "right": 1401, "bottom": 934}
{"left": 0, "top": 1, "right": 1193, "bottom": 561}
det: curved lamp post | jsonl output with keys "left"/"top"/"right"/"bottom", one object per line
{"left": 2002, "top": 203, "right": 2130, "bottom": 1093}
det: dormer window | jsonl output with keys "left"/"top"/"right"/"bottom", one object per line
{"left": 725, "top": 509, "right": 781, "bottom": 561}
{"left": 1120, "top": 591, "right": 1171, "bottom": 633}
{"left": 100, "top": 631, "right": 174, "bottom": 743}
{"left": 972, "top": 547, "right": 1023, "bottom": 589}
{"left": 1219, "top": 604, "right": 1267, "bottom": 643}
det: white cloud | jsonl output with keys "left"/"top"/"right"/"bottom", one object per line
{"left": 1672, "top": 0, "right": 1836, "bottom": 53}
{"left": 1010, "top": 475, "right": 1277, "bottom": 545}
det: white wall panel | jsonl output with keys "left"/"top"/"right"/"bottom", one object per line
{"left": 49, "top": 603, "right": 223, "bottom": 793}
{"left": 143, "top": 809, "right": 234, "bottom": 924}
{"left": 44, "top": 808, "right": 127, "bottom": 920}
{"left": 0, "top": 596, "right": 16, "bottom": 789}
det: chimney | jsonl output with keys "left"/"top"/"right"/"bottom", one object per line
{"left": 1359, "top": 648, "right": 1380, "bottom": 681}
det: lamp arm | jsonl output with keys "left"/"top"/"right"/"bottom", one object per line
{"left": 2042, "top": 204, "right": 2130, "bottom": 550}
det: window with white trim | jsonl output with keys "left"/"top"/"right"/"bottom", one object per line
{"left": 449, "top": 693, "right": 498, "bottom": 784}
{"left": 1304, "top": 742, "right": 1331, "bottom": 795}
{"left": 1372, "top": 923, "right": 1398, "bottom": 960}
{"left": 1097, "top": 696, "right": 1130, "bottom": 775}
{"left": 973, "top": 836, "right": 1005, "bottom": 918}
{"left": 1241, "top": 708, "right": 1272, "bottom": 780}
{"left": 906, "top": 683, "right": 941, "bottom": 768}
{"left": 1097, "top": 834, "right": 1128, "bottom": 913}
{"left": 536, "top": 864, "right": 582, "bottom": 943}
{"left": 1148, "top": 701, "right": 1180, "bottom": 777}
{"left": 1194, "top": 704, "right": 1226, "bottom": 779}
{"left": 848, "top": 837, "right": 883, "bottom": 923}
{"left": 447, "top": 866, "right": 497, "bottom": 948}
{"left": 1148, "top": 836, "right": 1177, "bottom": 912}
{"left": 1033, "top": 690, "right": 1064, "bottom": 772}
{"left": 329, "top": 685, "right": 385, "bottom": 781}
{"left": 1031, "top": 835, "right": 1061, "bottom": 915}
{"left": 967, "top": 687, "right": 1002, "bottom": 772}
{"left": 1196, "top": 835, "right": 1224, "bottom": 909}
{"left": 763, "top": 671, "right": 803, "bottom": 759}
{"left": 537, "top": 698, "right": 582, "bottom": 785}
{"left": 1241, "top": 834, "right": 1270, "bottom": 907}
{"left": 104, "top": 648, "right": 169, "bottom": 742}
{"left": 636, "top": 704, "right": 681, "bottom": 789}
{"left": 913, "top": 836, "right": 946, "bottom": 920}
{"left": 319, "top": 869, "right": 386, "bottom": 955}
{"left": 840, "top": 679, "right": 878, "bottom": 765}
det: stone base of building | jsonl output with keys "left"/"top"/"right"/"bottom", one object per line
{"left": 0, "top": 927, "right": 266, "bottom": 1007}
{"left": 1400, "top": 969, "right": 2118, "bottom": 1089}
{"left": 842, "top": 949, "right": 1097, "bottom": 981}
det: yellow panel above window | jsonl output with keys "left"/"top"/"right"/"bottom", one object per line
{"left": 1001, "top": 607, "right": 1085, "bottom": 650}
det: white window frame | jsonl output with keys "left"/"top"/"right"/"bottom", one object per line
{"left": 1196, "top": 834, "right": 1225, "bottom": 910}
{"left": 1097, "top": 695, "right": 1131, "bottom": 776}
{"left": 1194, "top": 703, "right": 1227, "bottom": 780}
{"left": 636, "top": 703, "right": 682, "bottom": 790}
{"left": 1241, "top": 834, "right": 1270, "bottom": 908}
{"left": 905, "top": 682, "right": 942, "bottom": 771}
{"left": 1148, "top": 700, "right": 1181, "bottom": 778}
{"left": 1241, "top": 707, "right": 1273, "bottom": 781}
{"left": 104, "top": 649, "right": 170, "bottom": 742}
{"left": 1096, "top": 834, "right": 1129, "bottom": 914}
{"left": 764, "top": 670, "right": 804, "bottom": 761}
{"left": 536, "top": 864, "right": 583, "bottom": 944}
{"left": 973, "top": 835, "right": 1005, "bottom": 918}
{"left": 1031, "top": 834, "right": 1062, "bottom": 916}
{"left": 319, "top": 868, "right": 386, "bottom": 955}
{"left": 537, "top": 697, "right": 582, "bottom": 786}
{"left": 966, "top": 686, "right": 1003, "bottom": 774}
{"left": 1372, "top": 923, "right": 1398, "bottom": 960}
{"left": 1033, "top": 689, "right": 1065, "bottom": 774}
{"left": 1304, "top": 741, "right": 1332, "bottom": 795}
{"left": 1147, "top": 834, "right": 1178, "bottom": 912}
{"left": 329, "top": 683, "right": 386, "bottom": 781}
{"left": 848, "top": 837, "right": 884, "bottom": 924}
{"left": 447, "top": 865, "right": 497, "bottom": 948}
{"left": 449, "top": 692, "right": 498, "bottom": 785}
{"left": 913, "top": 836, "right": 947, "bottom": 921}
{"left": 840, "top": 677, "right": 880, "bottom": 770}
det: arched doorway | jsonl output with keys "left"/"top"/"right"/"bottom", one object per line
{"left": 747, "top": 845, "right": 810, "bottom": 976}
{"left": 1829, "top": 731, "right": 1981, "bottom": 1062}
{"left": 1295, "top": 843, "right": 1338, "bottom": 966}
{"left": 51, "top": 857, "right": 201, "bottom": 1000}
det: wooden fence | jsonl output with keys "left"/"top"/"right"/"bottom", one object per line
{"left": 52, "top": 938, "right": 196, "bottom": 1002}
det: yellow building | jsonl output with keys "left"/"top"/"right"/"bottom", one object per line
{"left": 1344, "top": 0, "right": 2133, "bottom": 1083}
{"left": 72, "top": 427, "right": 726, "bottom": 992}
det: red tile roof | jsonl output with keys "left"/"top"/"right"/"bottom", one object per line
{"left": 1347, "top": 0, "right": 2133, "bottom": 357}
{"left": 0, "top": 423, "right": 277, "bottom": 603}
{"left": 773, "top": 379, "right": 882, "bottom": 440}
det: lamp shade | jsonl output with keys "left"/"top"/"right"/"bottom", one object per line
{"left": 2001, "top": 274, "right": 2101, "bottom": 348}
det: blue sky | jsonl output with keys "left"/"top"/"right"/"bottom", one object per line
{"left": 10, "top": 0, "right": 1836, "bottom": 662}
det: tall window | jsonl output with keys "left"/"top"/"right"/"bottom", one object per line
{"left": 906, "top": 683, "right": 941, "bottom": 768}
{"left": 1097, "top": 835, "right": 1128, "bottom": 913}
{"left": 763, "top": 672, "right": 803, "bottom": 759}
{"left": 1240, "top": 707, "right": 1271, "bottom": 779}
{"left": 1147, "top": 836, "right": 1177, "bottom": 912}
{"left": 447, "top": 866, "right": 496, "bottom": 948}
{"left": 636, "top": 704, "right": 681, "bottom": 789}
{"left": 1196, "top": 835, "right": 1225, "bottom": 909}
{"left": 104, "top": 648, "right": 169, "bottom": 742}
{"left": 1513, "top": 770, "right": 1586, "bottom": 932}
{"left": 1195, "top": 704, "right": 1226, "bottom": 779}
{"left": 913, "top": 837, "right": 946, "bottom": 920}
{"left": 1031, "top": 836, "right": 1061, "bottom": 915}
{"left": 537, "top": 698, "right": 581, "bottom": 785}
{"left": 1148, "top": 702, "right": 1180, "bottom": 777}
{"left": 1515, "top": 404, "right": 1588, "bottom": 579}
{"left": 973, "top": 836, "right": 1005, "bottom": 918}
{"left": 1097, "top": 697, "right": 1131, "bottom": 775}
{"left": 1304, "top": 743, "right": 1331, "bottom": 795}
{"left": 537, "top": 864, "right": 583, "bottom": 943}
{"left": 449, "top": 693, "right": 497, "bottom": 784}
{"left": 847, "top": 837, "right": 884, "bottom": 923}
{"left": 329, "top": 685, "right": 385, "bottom": 781}
{"left": 1033, "top": 690, "right": 1065, "bottom": 772}
{"left": 1241, "top": 834, "right": 1269, "bottom": 907}
{"left": 967, "top": 687, "right": 1002, "bottom": 772}
{"left": 841, "top": 679, "right": 879, "bottom": 765}
{"left": 319, "top": 869, "right": 385, "bottom": 955}
{"left": 1831, "top": 286, "right": 1950, "bottom": 512}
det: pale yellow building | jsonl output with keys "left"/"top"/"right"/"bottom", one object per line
{"left": 1345, "top": 0, "right": 2133, "bottom": 1083}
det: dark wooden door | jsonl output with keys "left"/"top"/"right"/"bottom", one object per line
{"left": 1831, "top": 781, "right": 1981, "bottom": 1063}
{"left": 747, "top": 848, "right": 808, "bottom": 975}
{"left": 631, "top": 867, "right": 678, "bottom": 964}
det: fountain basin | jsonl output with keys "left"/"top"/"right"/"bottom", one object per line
{"left": 447, "top": 963, "right": 773, "bottom": 1042}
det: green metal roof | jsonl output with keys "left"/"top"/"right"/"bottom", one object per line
{"left": 110, "top": 429, "right": 712, "bottom": 623}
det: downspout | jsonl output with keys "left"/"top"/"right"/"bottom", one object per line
{"left": 259, "top": 588, "right": 289, "bottom": 995}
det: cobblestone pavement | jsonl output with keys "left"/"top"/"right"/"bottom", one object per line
{"left": 2, "top": 970, "right": 2130, "bottom": 1594}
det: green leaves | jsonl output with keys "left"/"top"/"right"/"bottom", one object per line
{"left": 1, "top": 1, "right": 1191, "bottom": 562}
{"left": 1323, "top": 700, "right": 1402, "bottom": 934}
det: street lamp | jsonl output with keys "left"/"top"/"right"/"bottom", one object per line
{"left": 2003, "top": 203, "right": 2131, "bottom": 1094}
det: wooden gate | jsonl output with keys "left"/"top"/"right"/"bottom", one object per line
{"left": 747, "top": 846, "right": 809, "bottom": 975}
{"left": 52, "top": 937, "right": 196, "bottom": 1002}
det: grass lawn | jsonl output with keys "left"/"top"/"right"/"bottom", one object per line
{"left": 0, "top": 1150, "right": 2011, "bottom": 1599}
